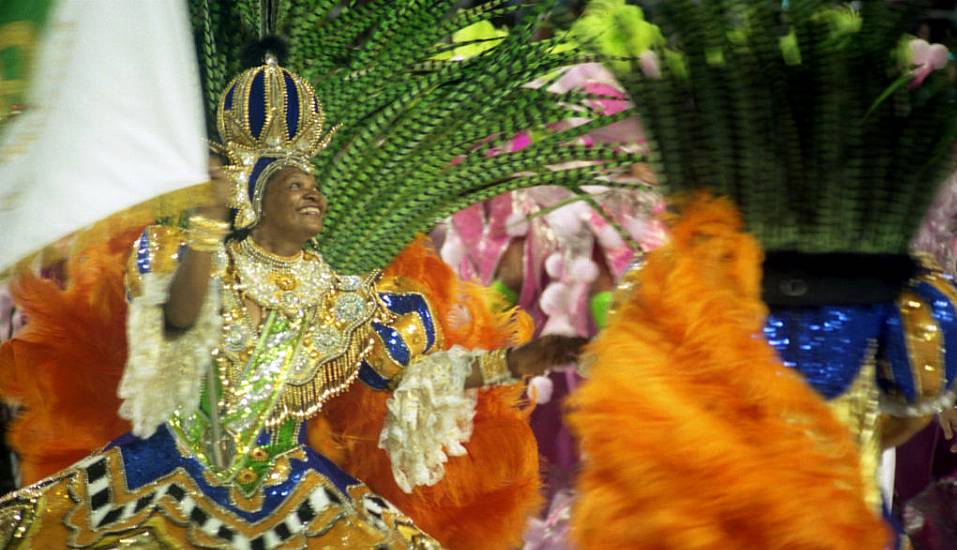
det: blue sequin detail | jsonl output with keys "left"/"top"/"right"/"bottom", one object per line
{"left": 248, "top": 71, "right": 266, "bottom": 139}
{"left": 223, "top": 85, "right": 234, "bottom": 110}
{"left": 107, "top": 425, "right": 357, "bottom": 522}
{"left": 358, "top": 361, "right": 391, "bottom": 390}
{"left": 378, "top": 292, "right": 436, "bottom": 351}
{"left": 881, "top": 308, "right": 917, "bottom": 401}
{"left": 916, "top": 281, "right": 957, "bottom": 384}
{"left": 248, "top": 157, "right": 277, "bottom": 202}
{"left": 134, "top": 232, "right": 183, "bottom": 276}
{"left": 135, "top": 231, "right": 151, "bottom": 274}
{"left": 284, "top": 72, "right": 299, "bottom": 139}
{"left": 371, "top": 322, "right": 410, "bottom": 366}
{"left": 763, "top": 305, "right": 888, "bottom": 399}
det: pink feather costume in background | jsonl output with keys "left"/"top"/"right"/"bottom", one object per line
{"left": 433, "top": 63, "right": 663, "bottom": 550}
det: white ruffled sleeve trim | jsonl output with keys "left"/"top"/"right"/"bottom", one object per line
{"left": 378, "top": 345, "right": 480, "bottom": 493}
{"left": 117, "top": 272, "right": 222, "bottom": 438}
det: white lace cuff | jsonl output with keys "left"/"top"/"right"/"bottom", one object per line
{"left": 117, "top": 272, "right": 222, "bottom": 438}
{"left": 379, "top": 345, "right": 479, "bottom": 493}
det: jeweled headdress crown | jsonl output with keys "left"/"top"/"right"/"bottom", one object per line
{"left": 216, "top": 56, "right": 336, "bottom": 229}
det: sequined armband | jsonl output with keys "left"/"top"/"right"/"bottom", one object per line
{"left": 479, "top": 348, "right": 513, "bottom": 385}
{"left": 186, "top": 215, "right": 229, "bottom": 253}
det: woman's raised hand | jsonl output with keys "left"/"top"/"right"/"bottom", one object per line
{"left": 197, "top": 160, "right": 232, "bottom": 221}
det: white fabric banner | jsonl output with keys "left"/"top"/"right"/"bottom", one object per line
{"left": 0, "top": 0, "right": 207, "bottom": 270}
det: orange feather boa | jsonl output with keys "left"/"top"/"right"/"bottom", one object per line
{"left": 568, "top": 195, "right": 890, "bottom": 550}
{"left": 0, "top": 230, "right": 138, "bottom": 483}
{"left": 0, "top": 235, "right": 540, "bottom": 550}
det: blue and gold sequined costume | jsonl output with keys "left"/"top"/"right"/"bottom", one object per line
{"left": 0, "top": 222, "right": 450, "bottom": 549}
{"left": 764, "top": 262, "right": 957, "bottom": 512}
{"left": 0, "top": 56, "right": 540, "bottom": 550}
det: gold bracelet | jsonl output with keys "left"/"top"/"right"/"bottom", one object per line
{"left": 187, "top": 215, "right": 230, "bottom": 253}
{"left": 479, "top": 348, "right": 513, "bottom": 385}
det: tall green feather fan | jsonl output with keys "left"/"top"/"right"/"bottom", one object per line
{"left": 583, "top": 0, "right": 957, "bottom": 254}
{"left": 190, "top": 0, "right": 645, "bottom": 274}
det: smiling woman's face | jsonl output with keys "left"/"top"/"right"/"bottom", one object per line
{"left": 258, "top": 166, "right": 327, "bottom": 241}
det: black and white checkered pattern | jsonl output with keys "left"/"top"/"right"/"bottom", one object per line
{"left": 80, "top": 455, "right": 343, "bottom": 550}
{"left": 243, "top": 486, "right": 341, "bottom": 550}
{"left": 80, "top": 456, "right": 117, "bottom": 529}
{"left": 360, "top": 493, "right": 402, "bottom": 533}
{"left": 82, "top": 455, "right": 185, "bottom": 530}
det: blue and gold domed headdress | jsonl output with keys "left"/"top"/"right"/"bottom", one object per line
{"left": 216, "top": 56, "right": 337, "bottom": 229}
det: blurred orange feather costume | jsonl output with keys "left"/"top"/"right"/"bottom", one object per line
{"left": 0, "top": 234, "right": 540, "bottom": 550}
{"left": 567, "top": 196, "right": 890, "bottom": 550}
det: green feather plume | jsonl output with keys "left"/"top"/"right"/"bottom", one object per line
{"left": 579, "top": 0, "right": 957, "bottom": 255}
{"left": 191, "top": 0, "right": 644, "bottom": 273}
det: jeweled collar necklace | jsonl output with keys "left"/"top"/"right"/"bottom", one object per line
{"left": 229, "top": 237, "right": 334, "bottom": 317}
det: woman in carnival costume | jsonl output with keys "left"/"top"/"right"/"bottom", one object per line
{"left": 0, "top": 2, "right": 643, "bottom": 549}
{"left": 567, "top": 1, "right": 957, "bottom": 549}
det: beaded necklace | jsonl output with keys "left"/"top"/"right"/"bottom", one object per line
{"left": 229, "top": 238, "right": 334, "bottom": 318}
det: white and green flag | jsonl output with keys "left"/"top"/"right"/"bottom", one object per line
{"left": 0, "top": 0, "right": 207, "bottom": 270}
